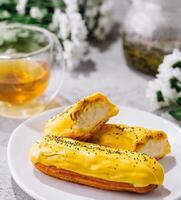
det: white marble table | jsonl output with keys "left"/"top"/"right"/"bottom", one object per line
{"left": 0, "top": 1, "right": 180, "bottom": 200}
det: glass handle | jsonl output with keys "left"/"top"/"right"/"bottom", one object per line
{"left": 46, "top": 33, "right": 65, "bottom": 104}
{"left": 51, "top": 33, "right": 65, "bottom": 67}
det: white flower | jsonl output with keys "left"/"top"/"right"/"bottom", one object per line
{"left": 158, "top": 49, "right": 181, "bottom": 80}
{"left": 124, "top": 0, "right": 164, "bottom": 38}
{"left": 16, "top": 0, "right": 28, "bottom": 15}
{"left": 51, "top": 9, "right": 70, "bottom": 40}
{"left": 50, "top": 5, "right": 87, "bottom": 69}
{"left": 64, "top": 0, "right": 78, "bottom": 13}
{"left": 30, "top": 7, "right": 44, "bottom": 19}
{"left": 72, "top": 40, "right": 87, "bottom": 61}
{"left": 161, "top": 78, "right": 179, "bottom": 103}
{"left": 146, "top": 79, "right": 169, "bottom": 109}
{"left": 78, "top": 0, "right": 113, "bottom": 40}
{"left": 97, "top": 0, "right": 113, "bottom": 39}
{"left": 69, "top": 12, "right": 87, "bottom": 41}
{"left": 51, "top": 9, "right": 87, "bottom": 41}
{"left": 146, "top": 49, "right": 181, "bottom": 109}
{"left": 63, "top": 39, "right": 87, "bottom": 70}
{"left": 63, "top": 39, "right": 74, "bottom": 58}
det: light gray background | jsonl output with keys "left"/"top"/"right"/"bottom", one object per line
{"left": 0, "top": 1, "right": 180, "bottom": 200}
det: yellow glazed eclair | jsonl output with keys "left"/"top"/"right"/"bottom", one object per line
{"left": 45, "top": 93, "right": 119, "bottom": 140}
{"left": 89, "top": 124, "right": 171, "bottom": 159}
{"left": 31, "top": 135, "right": 164, "bottom": 193}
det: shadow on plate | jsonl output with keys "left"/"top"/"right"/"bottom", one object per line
{"left": 11, "top": 178, "right": 34, "bottom": 200}
{"left": 159, "top": 156, "right": 176, "bottom": 173}
{"left": 33, "top": 168, "right": 171, "bottom": 200}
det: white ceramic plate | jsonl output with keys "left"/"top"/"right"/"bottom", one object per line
{"left": 8, "top": 106, "right": 181, "bottom": 200}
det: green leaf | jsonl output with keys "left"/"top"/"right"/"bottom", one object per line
{"left": 170, "top": 77, "right": 181, "bottom": 92}
{"left": 176, "top": 97, "right": 181, "bottom": 106}
{"left": 156, "top": 91, "right": 164, "bottom": 102}
{"left": 172, "top": 61, "right": 181, "bottom": 69}
{"left": 169, "top": 108, "right": 181, "bottom": 121}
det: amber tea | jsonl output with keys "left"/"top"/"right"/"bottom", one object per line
{"left": 0, "top": 24, "right": 64, "bottom": 118}
{"left": 0, "top": 59, "right": 50, "bottom": 104}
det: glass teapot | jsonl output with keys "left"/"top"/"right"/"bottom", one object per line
{"left": 122, "top": 0, "right": 181, "bottom": 75}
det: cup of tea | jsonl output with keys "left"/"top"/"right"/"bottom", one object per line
{"left": 0, "top": 24, "right": 65, "bottom": 118}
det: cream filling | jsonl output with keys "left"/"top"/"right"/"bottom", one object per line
{"left": 139, "top": 138, "right": 168, "bottom": 158}
{"left": 75, "top": 102, "right": 110, "bottom": 131}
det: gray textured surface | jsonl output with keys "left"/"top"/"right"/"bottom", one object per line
{"left": 0, "top": 1, "right": 180, "bottom": 200}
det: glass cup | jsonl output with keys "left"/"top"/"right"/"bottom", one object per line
{"left": 0, "top": 24, "right": 65, "bottom": 118}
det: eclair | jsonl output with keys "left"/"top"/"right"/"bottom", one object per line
{"left": 45, "top": 93, "right": 119, "bottom": 140}
{"left": 31, "top": 135, "right": 164, "bottom": 193}
{"left": 89, "top": 124, "right": 171, "bottom": 159}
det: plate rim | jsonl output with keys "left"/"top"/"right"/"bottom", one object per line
{"left": 7, "top": 105, "right": 181, "bottom": 200}
{"left": 7, "top": 107, "right": 65, "bottom": 200}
